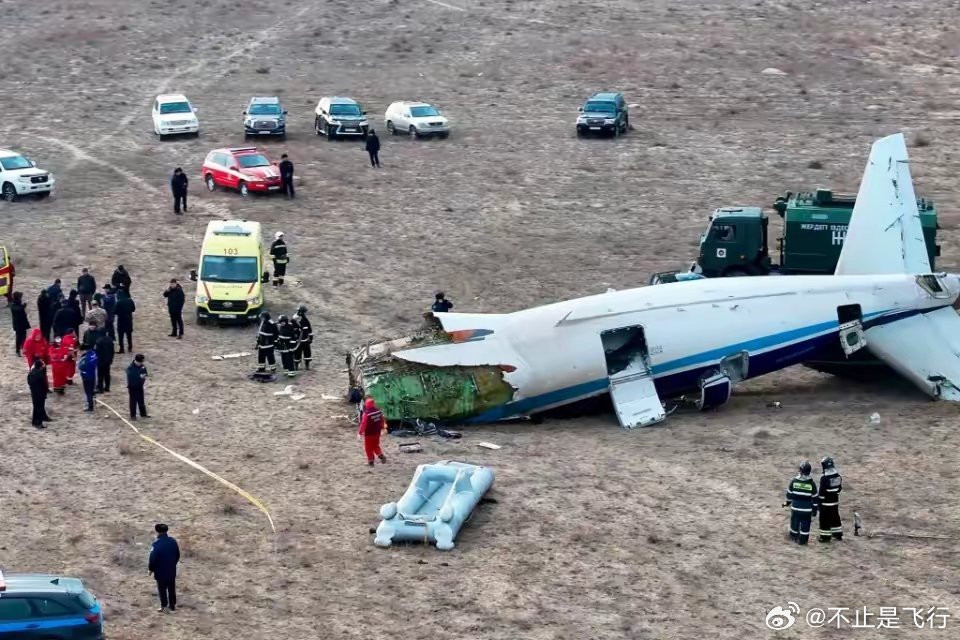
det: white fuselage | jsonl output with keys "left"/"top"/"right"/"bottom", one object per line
{"left": 403, "top": 274, "right": 959, "bottom": 421}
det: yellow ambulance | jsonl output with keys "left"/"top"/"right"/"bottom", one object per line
{"left": 194, "top": 220, "right": 267, "bottom": 325}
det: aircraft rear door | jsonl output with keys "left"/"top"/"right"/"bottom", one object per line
{"left": 601, "top": 326, "right": 666, "bottom": 428}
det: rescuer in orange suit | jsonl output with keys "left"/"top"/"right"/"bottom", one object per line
{"left": 49, "top": 336, "right": 71, "bottom": 394}
{"left": 61, "top": 329, "right": 78, "bottom": 385}
{"left": 358, "top": 397, "right": 388, "bottom": 467}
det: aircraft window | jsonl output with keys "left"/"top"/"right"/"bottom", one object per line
{"left": 712, "top": 224, "right": 736, "bottom": 242}
{"left": 917, "top": 275, "right": 949, "bottom": 298}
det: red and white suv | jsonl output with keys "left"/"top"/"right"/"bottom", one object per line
{"left": 201, "top": 147, "right": 282, "bottom": 197}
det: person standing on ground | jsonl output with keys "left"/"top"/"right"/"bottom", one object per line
{"left": 293, "top": 304, "right": 313, "bottom": 370}
{"left": 817, "top": 456, "right": 843, "bottom": 542}
{"left": 37, "top": 289, "right": 54, "bottom": 341}
{"left": 85, "top": 297, "right": 107, "bottom": 329}
{"left": 148, "top": 523, "right": 180, "bottom": 613}
{"left": 279, "top": 154, "right": 295, "bottom": 198}
{"left": 784, "top": 460, "right": 818, "bottom": 546}
{"left": 102, "top": 284, "right": 117, "bottom": 342}
{"left": 115, "top": 289, "right": 136, "bottom": 354}
{"left": 254, "top": 311, "right": 278, "bottom": 375}
{"left": 269, "top": 232, "right": 288, "bottom": 287}
{"left": 62, "top": 328, "right": 78, "bottom": 385}
{"left": 49, "top": 336, "right": 70, "bottom": 395}
{"left": 10, "top": 291, "right": 30, "bottom": 357}
{"left": 365, "top": 130, "right": 381, "bottom": 167}
{"left": 48, "top": 279, "right": 64, "bottom": 305}
{"left": 78, "top": 345, "right": 98, "bottom": 412}
{"left": 77, "top": 269, "right": 97, "bottom": 316}
{"left": 82, "top": 319, "right": 106, "bottom": 351}
{"left": 126, "top": 353, "right": 149, "bottom": 420}
{"left": 52, "top": 299, "right": 77, "bottom": 339}
{"left": 65, "top": 290, "right": 82, "bottom": 337}
{"left": 23, "top": 327, "right": 49, "bottom": 372}
{"left": 111, "top": 265, "right": 132, "bottom": 294}
{"left": 28, "top": 358, "right": 52, "bottom": 429}
{"left": 95, "top": 329, "right": 114, "bottom": 394}
{"left": 276, "top": 315, "right": 297, "bottom": 378}
{"left": 358, "top": 397, "right": 388, "bottom": 467}
{"left": 170, "top": 167, "right": 189, "bottom": 215}
{"left": 163, "top": 279, "right": 185, "bottom": 338}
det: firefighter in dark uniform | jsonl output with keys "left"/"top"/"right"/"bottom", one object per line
{"left": 276, "top": 315, "right": 297, "bottom": 377}
{"left": 784, "top": 461, "right": 818, "bottom": 545}
{"left": 290, "top": 314, "right": 303, "bottom": 370}
{"left": 818, "top": 456, "right": 843, "bottom": 542}
{"left": 270, "top": 232, "right": 288, "bottom": 287}
{"left": 279, "top": 154, "right": 295, "bottom": 198}
{"left": 255, "top": 311, "right": 278, "bottom": 374}
{"left": 293, "top": 304, "right": 313, "bottom": 370}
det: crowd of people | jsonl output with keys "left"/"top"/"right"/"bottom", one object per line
{"left": 10, "top": 265, "right": 152, "bottom": 428}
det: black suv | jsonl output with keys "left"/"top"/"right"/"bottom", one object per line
{"left": 576, "top": 92, "right": 629, "bottom": 137}
{"left": 0, "top": 572, "right": 104, "bottom": 639}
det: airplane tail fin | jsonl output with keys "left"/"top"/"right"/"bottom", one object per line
{"left": 834, "top": 133, "right": 931, "bottom": 276}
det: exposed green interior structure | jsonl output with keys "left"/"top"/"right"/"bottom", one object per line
{"left": 347, "top": 325, "right": 516, "bottom": 422}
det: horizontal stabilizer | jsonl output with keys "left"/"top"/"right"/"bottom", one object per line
{"left": 395, "top": 338, "right": 523, "bottom": 369}
{"left": 865, "top": 307, "right": 960, "bottom": 400}
{"left": 835, "top": 133, "right": 930, "bottom": 276}
{"left": 430, "top": 312, "right": 510, "bottom": 334}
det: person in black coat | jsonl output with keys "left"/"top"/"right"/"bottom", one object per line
{"left": 111, "top": 265, "right": 132, "bottom": 294}
{"left": 162, "top": 279, "right": 185, "bottom": 338}
{"left": 365, "top": 130, "right": 381, "bottom": 167}
{"left": 115, "top": 289, "right": 136, "bottom": 354}
{"left": 28, "top": 358, "right": 52, "bottom": 428}
{"left": 171, "top": 167, "right": 188, "bottom": 214}
{"left": 36, "top": 289, "right": 54, "bottom": 341}
{"left": 279, "top": 154, "right": 295, "bottom": 198}
{"left": 126, "top": 353, "right": 148, "bottom": 419}
{"left": 101, "top": 284, "right": 117, "bottom": 342}
{"left": 94, "top": 331, "right": 114, "bottom": 393}
{"left": 77, "top": 268, "right": 97, "bottom": 316}
{"left": 66, "top": 289, "right": 82, "bottom": 337}
{"left": 148, "top": 523, "right": 180, "bottom": 612}
{"left": 52, "top": 299, "right": 79, "bottom": 339}
{"left": 9, "top": 291, "right": 30, "bottom": 357}
{"left": 47, "top": 279, "right": 63, "bottom": 304}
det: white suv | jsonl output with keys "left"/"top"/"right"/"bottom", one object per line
{"left": 314, "top": 97, "right": 369, "bottom": 140}
{"left": 0, "top": 148, "right": 55, "bottom": 202}
{"left": 384, "top": 101, "right": 450, "bottom": 138}
{"left": 152, "top": 94, "right": 200, "bottom": 139}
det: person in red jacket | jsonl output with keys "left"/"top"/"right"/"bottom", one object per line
{"left": 358, "top": 397, "right": 388, "bottom": 467}
{"left": 49, "top": 337, "right": 71, "bottom": 394}
{"left": 22, "top": 328, "right": 49, "bottom": 370}
{"left": 61, "top": 329, "right": 78, "bottom": 385}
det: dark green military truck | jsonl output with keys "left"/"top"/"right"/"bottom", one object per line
{"left": 651, "top": 188, "right": 942, "bottom": 379}
{"left": 691, "top": 188, "right": 939, "bottom": 277}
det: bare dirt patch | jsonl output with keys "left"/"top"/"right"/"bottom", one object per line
{"left": 2, "top": 0, "right": 960, "bottom": 638}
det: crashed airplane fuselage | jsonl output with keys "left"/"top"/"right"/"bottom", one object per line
{"left": 349, "top": 133, "right": 960, "bottom": 427}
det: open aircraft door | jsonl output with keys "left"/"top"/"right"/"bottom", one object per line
{"left": 601, "top": 326, "right": 666, "bottom": 429}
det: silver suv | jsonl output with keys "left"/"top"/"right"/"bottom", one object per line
{"left": 243, "top": 97, "right": 287, "bottom": 138}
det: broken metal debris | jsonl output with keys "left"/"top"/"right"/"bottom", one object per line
{"left": 212, "top": 352, "right": 252, "bottom": 361}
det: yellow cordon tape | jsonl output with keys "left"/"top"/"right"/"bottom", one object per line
{"left": 96, "top": 398, "right": 276, "bottom": 534}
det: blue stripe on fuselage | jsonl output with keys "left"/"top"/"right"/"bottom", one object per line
{"left": 467, "top": 306, "right": 945, "bottom": 422}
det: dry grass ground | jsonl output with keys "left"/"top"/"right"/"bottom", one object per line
{"left": 2, "top": 0, "right": 960, "bottom": 638}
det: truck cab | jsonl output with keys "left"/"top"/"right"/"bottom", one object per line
{"left": 693, "top": 188, "right": 940, "bottom": 277}
{"left": 694, "top": 207, "right": 771, "bottom": 277}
